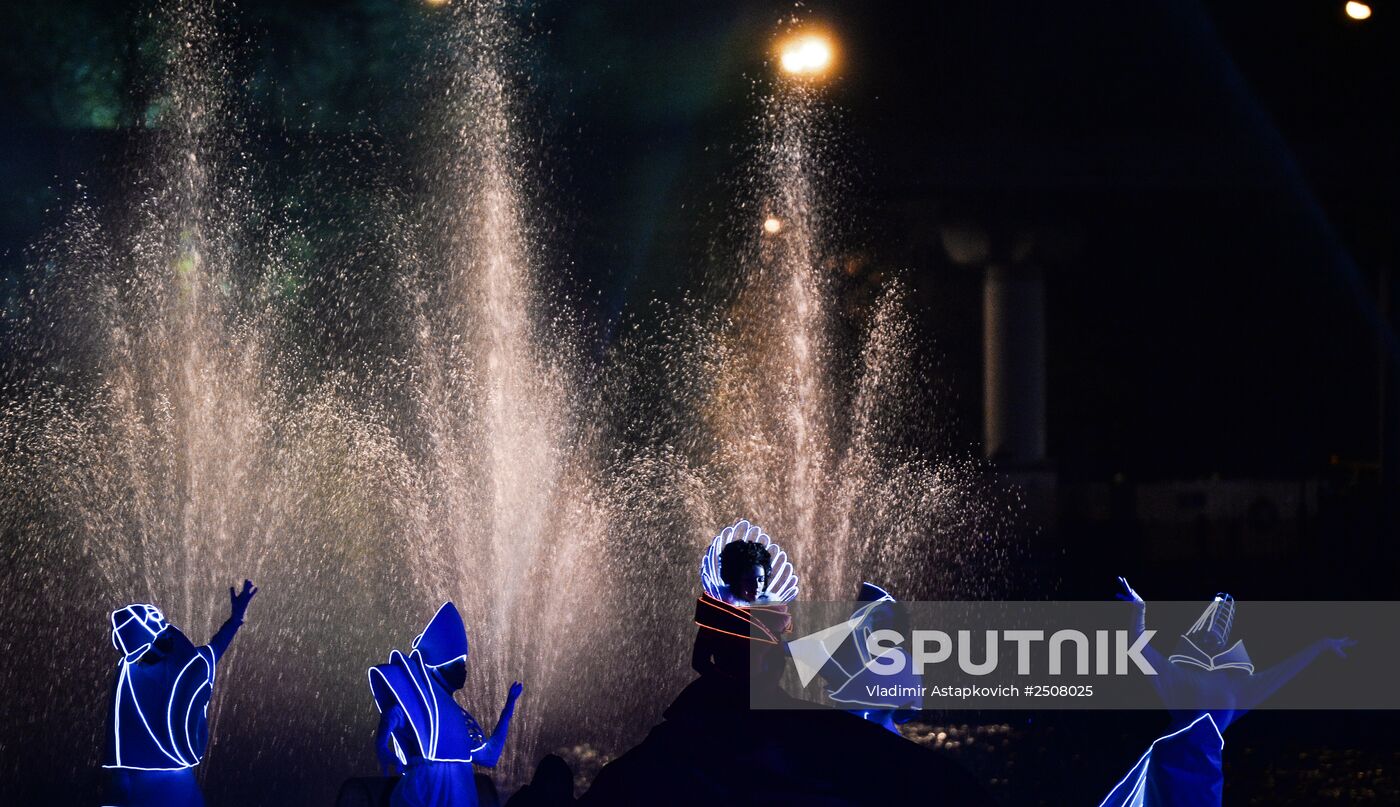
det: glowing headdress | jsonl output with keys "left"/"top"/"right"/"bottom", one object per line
{"left": 1169, "top": 593, "right": 1254, "bottom": 674}
{"left": 111, "top": 604, "right": 169, "bottom": 663}
{"left": 700, "top": 519, "right": 799, "bottom": 603}
{"left": 412, "top": 602, "right": 469, "bottom": 667}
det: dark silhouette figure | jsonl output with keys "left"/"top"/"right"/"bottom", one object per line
{"left": 579, "top": 521, "right": 992, "bottom": 806}
{"left": 505, "top": 754, "right": 575, "bottom": 807}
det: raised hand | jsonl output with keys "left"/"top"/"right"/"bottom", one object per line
{"left": 1116, "top": 576, "right": 1144, "bottom": 604}
{"left": 1323, "top": 637, "right": 1357, "bottom": 659}
{"left": 230, "top": 579, "right": 259, "bottom": 623}
{"left": 508, "top": 681, "right": 524, "bottom": 701}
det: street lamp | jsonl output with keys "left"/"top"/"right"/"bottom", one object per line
{"left": 777, "top": 31, "right": 837, "bottom": 79}
{"left": 1346, "top": 2, "right": 1372, "bottom": 21}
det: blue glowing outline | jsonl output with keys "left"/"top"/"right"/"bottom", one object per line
{"left": 105, "top": 644, "right": 216, "bottom": 771}
{"left": 1096, "top": 713, "right": 1224, "bottom": 807}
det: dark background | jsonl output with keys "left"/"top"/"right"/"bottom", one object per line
{"left": 1, "top": 1, "right": 1396, "bottom": 804}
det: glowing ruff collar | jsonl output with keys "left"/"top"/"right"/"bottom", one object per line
{"left": 699, "top": 519, "right": 799, "bottom": 604}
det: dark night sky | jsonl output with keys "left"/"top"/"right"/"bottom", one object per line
{"left": 1, "top": 0, "right": 1397, "bottom": 483}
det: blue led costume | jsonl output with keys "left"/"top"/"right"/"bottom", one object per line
{"left": 821, "top": 583, "right": 922, "bottom": 733}
{"left": 102, "top": 581, "right": 255, "bottom": 807}
{"left": 370, "top": 602, "right": 521, "bottom": 807}
{"left": 1100, "top": 580, "right": 1354, "bottom": 807}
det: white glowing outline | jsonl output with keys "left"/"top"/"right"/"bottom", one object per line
{"left": 1168, "top": 635, "right": 1255, "bottom": 674}
{"left": 104, "top": 644, "right": 216, "bottom": 771}
{"left": 111, "top": 605, "right": 168, "bottom": 663}
{"left": 1097, "top": 713, "right": 1224, "bottom": 807}
{"left": 368, "top": 648, "right": 485, "bottom": 765}
{"left": 411, "top": 602, "right": 467, "bottom": 661}
{"left": 820, "top": 585, "right": 897, "bottom": 687}
{"left": 699, "top": 519, "right": 800, "bottom": 603}
{"left": 369, "top": 651, "right": 429, "bottom": 764}
{"left": 390, "top": 734, "right": 406, "bottom": 767}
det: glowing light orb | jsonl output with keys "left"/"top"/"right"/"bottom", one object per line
{"left": 1346, "top": 2, "right": 1372, "bottom": 20}
{"left": 424, "top": 0, "right": 451, "bottom": 7}
{"left": 763, "top": 216, "right": 784, "bottom": 235}
{"left": 778, "top": 32, "right": 835, "bottom": 78}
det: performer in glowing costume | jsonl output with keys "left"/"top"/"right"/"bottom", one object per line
{"left": 369, "top": 602, "right": 522, "bottom": 807}
{"left": 820, "top": 582, "right": 921, "bottom": 733}
{"left": 1100, "top": 578, "right": 1355, "bottom": 807}
{"left": 691, "top": 519, "right": 798, "bottom": 685}
{"left": 101, "top": 580, "right": 258, "bottom": 807}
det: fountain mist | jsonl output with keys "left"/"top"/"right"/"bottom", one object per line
{"left": 0, "top": 2, "right": 412, "bottom": 803}
{"left": 640, "top": 42, "right": 1014, "bottom": 604}
{"left": 392, "top": 0, "right": 614, "bottom": 784}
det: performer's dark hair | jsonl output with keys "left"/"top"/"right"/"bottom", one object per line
{"left": 719, "top": 540, "right": 772, "bottom": 588}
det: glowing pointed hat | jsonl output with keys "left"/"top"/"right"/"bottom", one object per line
{"left": 858, "top": 582, "right": 892, "bottom": 603}
{"left": 412, "top": 602, "right": 469, "bottom": 667}
{"left": 111, "top": 604, "right": 169, "bottom": 663}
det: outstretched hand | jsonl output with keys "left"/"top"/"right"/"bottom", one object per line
{"left": 1323, "top": 637, "right": 1357, "bottom": 659}
{"left": 508, "top": 681, "right": 524, "bottom": 701}
{"left": 1116, "top": 576, "right": 1144, "bottom": 604}
{"left": 230, "top": 579, "right": 258, "bottom": 622}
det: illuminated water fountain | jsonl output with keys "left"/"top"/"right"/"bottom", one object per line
{"left": 0, "top": 5, "right": 1014, "bottom": 803}
{"left": 622, "top": 25, "right": 1014, "bottom": 604}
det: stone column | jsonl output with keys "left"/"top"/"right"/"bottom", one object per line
{"left": 983, "top": 262, "right": 1047, "bottom": 465}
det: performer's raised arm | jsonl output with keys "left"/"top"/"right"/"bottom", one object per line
{"left": 471, "top": 682, "right": 524, "bottom": 769}
{"left": 1238, "top": 637, "right": 1355, "bottom": 711}
{"left": 1117, "top": 576, "right": 1167, "bottom": 672}
{"left": 209, "top": 579, "right": 258, "bottom": 661}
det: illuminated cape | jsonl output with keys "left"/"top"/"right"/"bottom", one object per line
{"left": 1099, "top": 713, "right": 1225, "bottom": 807}
{"left": 103, "top": 605, "right": 217, "bottom": 771}
{"left": 369, "top": 603, "right": 486, "bottom": 765}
